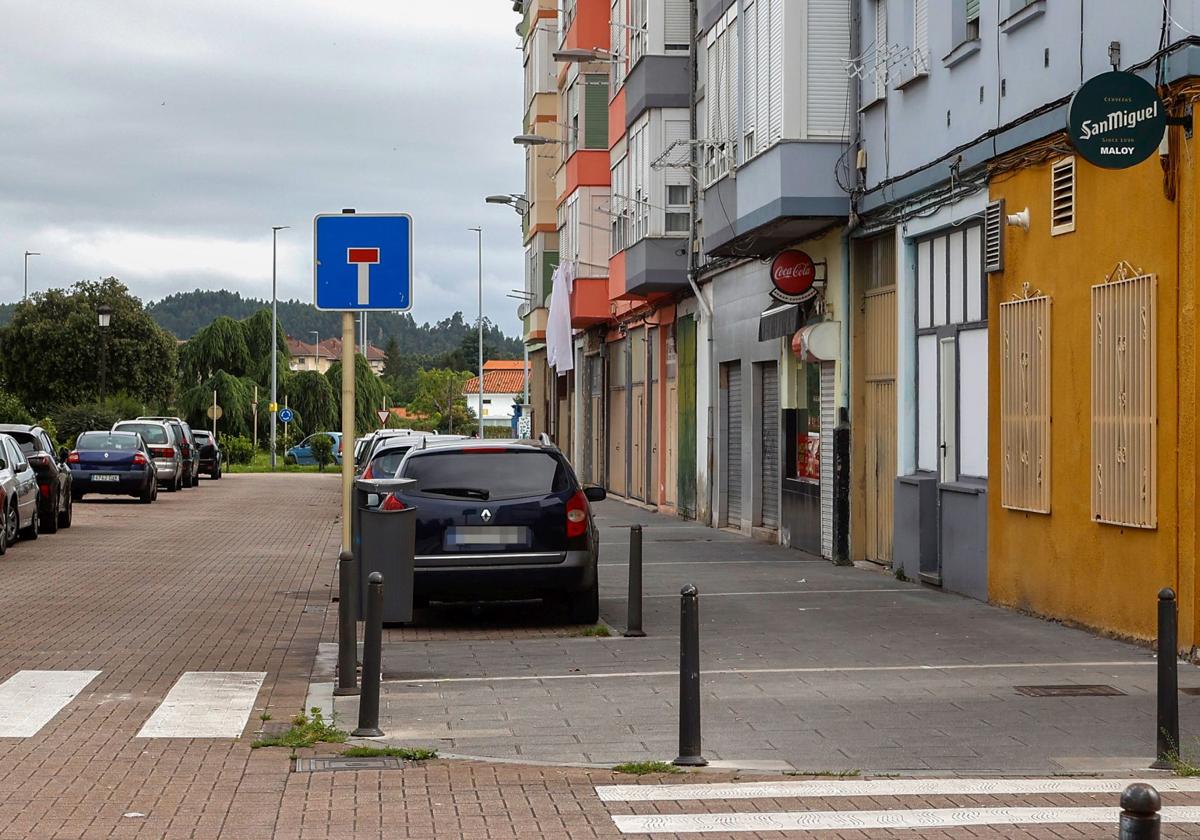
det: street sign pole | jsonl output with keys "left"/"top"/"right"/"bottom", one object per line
{"left": 341, "top": 311, "right": 355, "bottom": 553}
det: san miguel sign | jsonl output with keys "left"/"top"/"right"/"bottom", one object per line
{"left": 1068, "top": 71, "right": 1166, "bottom": 169}
{"left": 770, "top": 249, "right": 820, "bottom": 305}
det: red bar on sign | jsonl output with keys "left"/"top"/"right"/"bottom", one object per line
{"left": 347, "top": 248, "right": 380, "bottom": 264}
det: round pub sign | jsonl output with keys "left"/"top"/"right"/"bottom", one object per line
{"left": 769, "top": 249, "right": 818, "bottom": 305}
{"left": 1067, "top": 71, "right": 1166, "bottom": 169}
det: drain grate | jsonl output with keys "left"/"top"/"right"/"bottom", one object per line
{"left": 302, "top": 605, "right": 326, "bottom": 614}
{"left": 1014, "top": 684, "right": 1126, "bottom": 697}
{"left": 295, "top": 756, "right": 406, "bottom": 773}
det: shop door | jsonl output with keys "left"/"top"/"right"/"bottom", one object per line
{"left": 607, "top": 341, "right": 627, "bottom": 497}
{"left": 721, "top": 362, "right": 743, "bottom": 528}
{"left": 859, "top": 240, "right": 897, "bottom": 565}
{"left": 759, "top": 363, "right": 780, "bottom": 529}
{"left": 665, "top": 327, "right": 678, "bottom": 508}
{"left": 819, "top": 361, "right": 836, "bottom": 557}
{"left": 647, "top": 327, "right": 658, "bottom": 504}
{"left": 676, "top": 316, "right": 697, "bottom": 518}
{"left": 630, "top": 327, "right": 646, "bottom": 501}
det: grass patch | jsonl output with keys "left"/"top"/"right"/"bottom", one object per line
{"left": 251, "top": 708, "right": 347, "bottom": 749}
{"left": 613, "top": 761, "right": 683, "bottom": 776}
{"left": 226, "top": 452, "right": 324, "bottom": 474}
{"left": 341, "top": 746, "right": 438, "bottom": 761}
{"left": 785, "top": 769, "right": 861, "bottom": 778}
{"left": 574, "top": 624, "right": 612, "bottom": 637}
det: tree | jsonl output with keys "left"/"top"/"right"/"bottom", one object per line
{"left": 325, "top": 355, "right": 388, "bottom": 435}
{"left": 178, "top": 370, "right": 257, "bottom": 438}
{"left": 0, "top": 278, "right": 177, "bottom": 414}
{"left": 409, "top": 369, "right": 473, "bottom": 434}
{"left": 310, "top": 434, "right": 334, "bottom": 471}
{"left": 283, "top": 371, "right": 338, "bottom": 438}
{"left": 180, "top": 316, "right": 251, "bottom": 384}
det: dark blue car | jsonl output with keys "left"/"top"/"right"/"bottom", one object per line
{"left": 68, "top": 431, "right": 158, "bottom": 503}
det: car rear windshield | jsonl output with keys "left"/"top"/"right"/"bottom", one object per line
{"left": 368, "top": 446, "right": 413, "bottom": 478}
{"left": 114, "top": 423, "right": 168, "bottom": 445}
{"left": 8, "top": 432, "right": 39, "bottom": 456}
{"left": 78, "top": 433, "right": 140, "bottom": 451}
{"left": 193, "top": 432, "right": 211, "bottom": 443}
{"left": 401, "top": 449, "right": 570, "bottom": 501}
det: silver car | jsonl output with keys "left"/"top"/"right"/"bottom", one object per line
{"left": 112, "top": 420, "right": 183, "bottom": 491}
{"left": 0, "top": 433, "right": 42, "bottom": 549}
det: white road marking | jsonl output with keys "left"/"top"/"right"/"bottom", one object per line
{"left": 386, "top": 660, "right": 1152, "bottom": 686}
{"left": 642, "top": 588, "right": 912, "bottom": 598}
{"left": 0, "top": 670, "right": 101, "bottom": 737}
{"left": 611, "top": 807, "right": 1200, "bottom": 833}
{"left": 137, "top": 672, "right": 265, "bottom": 738}
{"left": 599, "top": 559, "right": 802, "bottom": 565}
{"left": 597, "top": 777, "right": 1200, "bottom": 802}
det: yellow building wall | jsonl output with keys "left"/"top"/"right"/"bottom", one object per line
{"left": 987, "top": 148, "right": 1187, "bottom": 644}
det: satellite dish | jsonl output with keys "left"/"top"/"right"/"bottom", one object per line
{"left": 517, "top": 302, "right": 531, "bottom": 319}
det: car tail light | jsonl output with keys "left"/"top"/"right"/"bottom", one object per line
{"left": 132, "top": 452, "right": 147, "bottom": 467}
{"left": 362, "top": 464, "right": 374, "bottom": 479}
{"left": 153, "top": 447, "right": 174, "bottom": 458}
{"left": 566, "top": 490, "right": 588, "bottom": 538}
{"left": 66, "top": 451, "right": 79, "bottom": 464}
{"left": 39, "top": 484, "right": 49, "bottom": 497}
{"left": 380, "top": 494, "right": 406, "bottom": 512}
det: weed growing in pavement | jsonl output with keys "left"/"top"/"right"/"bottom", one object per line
{"left": 575, "top": 624, "right": 612, "bottom": 637}
{"left": 251, "top": 708, "right": 347, "bottom": 749}
{"left": 341, "top": 746, "right": 438, "bottom": 761}
{"left": 892, "top": 565, "right": 909, "bottom": 582}
{"left": 1166, "top": 750, "right": 1200, "bottom": 777}
{"left": 612, "top": 761, "right": 683, "bottom": 775}
{"left": 784, "top": 769, "right": 861, "bottom": 778}
{"left": 259, "top": 712, "right": 272, "bottom": 722}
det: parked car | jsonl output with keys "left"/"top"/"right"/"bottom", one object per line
{"left": 359, "top": 429, "right": 437, "bottom": 470}
{"left": 192, "top": 430, "right": 222, "bottom": 479}
{"left": 0, "top": 424, "right": 72, "bottom": 533}
{"left": 360, "top": 434, "right": 466, "bottom": 480}
{"left": 352, "top": 436, "right": 371, "bottom": 470}
{"left": 137, "top": 417, "right": 200, "bottom": 487}
{"left": 0, "top": 432, "right": 43, "bottom": 545}
{"left": 67, "top": 431, "right": 157, "bottom": 503}
{"left": 112, "top": 420, "right": 183, "bottom": 492}
{"left": 286, "top": 432, "right": 343, "bottom": 466}
{"left": 384, "top": 439, "right": 606, "bottom": 623}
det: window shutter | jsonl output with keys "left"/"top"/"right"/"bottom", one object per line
{"left": 742, "top": 0, "right": 758, "bottom": 160}
{"left": 984, "top": 199, "right": 1004, "bottom": 273}
{"left": 584, "top": 75, "right": 609, "bottom": 149}
{"left": 768, "top": 0, "right": 784, "bottom": 141}
{"left": 913, "top": 0, "right": 928, "bottom": 73}
{"left": 874, "top": 0, "right": 888, "bottom": 100}
{"left": 965, "top": 0, "right": 980, "bottom": 21}
{"left": 1051, "top": 157, "right": 1076, "bottom": 235}
{"left": 664, "top": 0, "right": 690, "bottom": 47}
{"left": 726, "top": 14, "right": 738, "bottom": 158}
{"left": 806, "top": 0, "right": 850, "bottom": 138}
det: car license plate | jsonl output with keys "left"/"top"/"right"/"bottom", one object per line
{"left": 446, "top": 526, "right": 528, "bottom": 547}
{"left": 92, "top": 474, "right": 119, "bottom": 482}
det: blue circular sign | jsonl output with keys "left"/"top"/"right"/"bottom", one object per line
{"left": 278, "top": 408, "right": 294, "bottom": 423}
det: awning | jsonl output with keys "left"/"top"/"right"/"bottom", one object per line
{"left": 758, "top": 303, "right": 803, "bottom": 342}
{"left": 791, "top": 321, "right": 842, "bottom": 362}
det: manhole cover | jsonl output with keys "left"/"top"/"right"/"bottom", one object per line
{"left": 1014, "top": 685, "right": 1126, "bottom": 697}
{"left": 295, "top": 757, "right": 405, "bottom": 773}
{"left": 302, "top": 606, "right": 326, "bottom": 614}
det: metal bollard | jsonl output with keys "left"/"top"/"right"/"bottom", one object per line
{"left": 352, "top": 572, "right": 384, "bottom": 737}
{"left": 1152, "top": 588, "right": 1179, "bottom": 769}
{"left": 673, "top": 584, "right": 707, "bottom": 767}
{"left": 1119, "top": 783, "right": 1161, "bottom": 840}
{"left": 333, "top": 551, "right": 359, "bottom": 696}
{"left": 625, "top": 525, "right": 646, "bottom": 638}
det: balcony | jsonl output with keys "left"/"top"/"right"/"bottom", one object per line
{"left": 623, "top": 55, "right": 689, "bottom": 127}
{"left": 703, "top": 140, "right": 849, "bottom": 258}
{"left": 570, "top": 276, "right": 610, "bottom": 327}
{"left": 622, "top": 237, "right": 689, "bottom": 297}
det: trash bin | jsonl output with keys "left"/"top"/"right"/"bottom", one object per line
{"left": 353, "top": 477, "right": 417, "bottom": 624}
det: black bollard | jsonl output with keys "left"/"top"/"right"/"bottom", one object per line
{"left": 1152, "top": 588, "right": 1179, "bottom": 770}
{"left": 334, "top": 551, "right": 359, "bottom": 696}
{"left": 352, "top": 572, "right": 384, "bottom": 737}
{"left": 625, "top": 525, "right": 646, "bottom": 638}
{"left": 674, "top": 584, "right": 707, "bottom": 767}
{"left": 1119, "top": 783, "right": 1161, "bottom": 840}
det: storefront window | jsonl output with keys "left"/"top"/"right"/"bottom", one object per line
{"left": 784, "top": 364, "right": 821, "bottom": 486}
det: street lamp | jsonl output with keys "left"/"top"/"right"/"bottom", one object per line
{"left": 468, "top": 227, "right": 484, "bottom": 439}
{"left": 512, "top": 134, "right": 560, "bottom": 146}
{"left": 270, "top": 225, "right": 289, "bottom": 470}
{"left": 97, "top": 304, "right": 112, "bottom": 401}
{"left": 22, "top": 251, "right": 39, "bottom": 301}
{"left": 309, "top": 330, "right": 319, "bottom": 371}
{"left": 485, "top": 194, "right": 529, "bottom": 213}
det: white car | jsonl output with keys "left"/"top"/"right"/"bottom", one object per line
{"left": 0, "top": 433, "right": 42, "bottom": 551}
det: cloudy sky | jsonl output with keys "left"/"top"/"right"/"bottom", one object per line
{"left": 0, "top": 1, "right": 527, "bottom": 334}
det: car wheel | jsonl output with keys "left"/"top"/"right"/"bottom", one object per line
{"left": 565, "top": 581, "right": 599, "bottom": 625}
{"left": 58, "top": 493, "right": 72, "bottom": 529}
{"left": 140, "top": 478, "right": 155, "bottom": 504}
{"left": 6, "top": 503, "right": 17, "bottom": 545}
{"left": 0, "top": 508, "right": 9, "bottom": 555}
{"left": 40, "top": 495, "right": 58, "bottom": 534}
{"left": 21, "top": 506, "right": 39, "bottom": 541}
{"left": 284, "top": 453, "right": 297, "bottom": 466}
{"left": 214, "top": 464, "right": 222, "bottom": 480}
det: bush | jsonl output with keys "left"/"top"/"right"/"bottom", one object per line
{"left": 0, "top": 389, "right": 33, "bottom": 426}
{"left": 37, "top": 416, "right": 59, "bottom": 448}
{"left": 52, "top": 393, "right": 145, "bottom": 444}
{"left": 223, "top": 435, "right": 255, "bottom": 465}
{"left": 310, "top": 434, "right": 334, "bottom": 471}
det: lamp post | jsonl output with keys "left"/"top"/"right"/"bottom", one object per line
{"left": 310, "top": 330, "right": 319, "bottom": 371}
{"left": 468, "top": 227, "right": 484, "bottom": 439}
{"left": 22, "top": 251, "right": 39, "bottom": 301}
{"left": 270, "top": 225, "right": 289, "bottom": 470}
{"left": 97, "top": 304, "right": 112, "bottom": 402}
{"left": 487, "top": 195, "right": 533, "bottom": 436}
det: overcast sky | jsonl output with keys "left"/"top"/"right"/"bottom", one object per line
{"left": 0, "top": 1, "right": 527, "bottom": 334}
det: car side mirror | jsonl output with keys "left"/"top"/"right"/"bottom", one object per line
{"left": 584, "top": 485, "right": 606, "bottom": 503}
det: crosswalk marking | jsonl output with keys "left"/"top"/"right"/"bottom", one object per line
{"left": 611, "top": 806, "right": 1200, "bottom": 834}
{"left": 137, "top": 672, "right": 265, "bottom": 738}
{"left": 597, "top": 777, "right": 1200, "bottom": 802}
{"left": 0, "top": 670, "right": 101, "bottom": 737}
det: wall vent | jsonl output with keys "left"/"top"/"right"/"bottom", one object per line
{"left": 1051, "top": 157, "right": 1076, "bottom": 236}
{"left": 984, "top": 200, "right": 1005, "bottom": 273}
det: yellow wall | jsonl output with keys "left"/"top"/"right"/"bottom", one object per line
{"left": 987, "top": 147, "right": 1187, "bottom": 644}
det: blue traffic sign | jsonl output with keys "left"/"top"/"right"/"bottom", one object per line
{"left": 278, "top": 407, "right": 294, "bottom": 424}
{"left": 313, "top": 213, "right": 412, "bottom": 311}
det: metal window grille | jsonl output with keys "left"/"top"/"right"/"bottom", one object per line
{"left": 1051, "top": 157, "right": 1076, "bottom": 236}
{"left": 1091, "top": 273, "right": 1156, "bottom": 528}
{"left": 1000, "top": 295, "right": 1051, "bottom": 513}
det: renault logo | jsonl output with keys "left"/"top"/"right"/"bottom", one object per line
{"left": 480, "top": 509, "right": 492, "bottom": 523}
{"left": 103, "top": 452, "right": 109, "bottom": 459}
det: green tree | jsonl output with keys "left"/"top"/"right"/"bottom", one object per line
{"left": 0, "top": 389, "right": 33, "bottom": 426}
{"left": 178, "top": 371, "right": 257, "bottom": 438}
{"left": 325, "top": 355, "right": 388, "bottom": 435}
{"left": 0, "top": 278, "right": 177, "bottom": 414}
{"left": 310, "top": 434, "right": 334, "bottom": 471}
{"left": 283, "top": 371, "right": 338, "bottom": 438}
{"left": 409, "top": 369, "right": 473, "bottom": 434}
{"left": 179, "top": 316, "right": 250, "bottom": 384}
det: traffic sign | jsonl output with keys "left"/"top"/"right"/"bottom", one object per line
{"left": 279, "top": 407, "right": 295, "bottom": 424}
{"left": 269, "top": 402, "right": 279, "bottom": 413}
{"left": 206, "top": 405, "right": 224, "bottom": 421}
{"left": 376, "top": 409, "right": 390, "bottom": 425}
{"left": 314, "top": 213, "right": 413, "bottom": 311}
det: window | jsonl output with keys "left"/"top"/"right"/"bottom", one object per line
{"left": 666, "top": 184, "right": 689, "bottom": 232}
{"left": 873, "top": 0, "right": 888, "bottom": 100}
{"left": 1051, "top": 157, "right": 1076, "bottom": 236}
{"left": 965, "top": 0, "right": 980, "bottom": 41}
{"left": 566, "top": 80, "right": 580, "bottom": 155}
{"left": 401, "top": 450, "right": 570, "bottom": 501}
{"left": 610, "top": 154, "right": 629, "bottom": 254}
{"left": 583, "top": 74, "right": 609, "bottom": 149}
{"left": 1000, "top": 295, "right": 1051, "bottom": 513}
{"left": 1091, "top": 273, "right": 1157, "bottom": 528}
{"left": 629, "top": 0, "right": 647, "bottom": 65}
{"left": 740, "top": 0, "right": 784, "bottom": 160}
{"left": 703, "top": 7, "right": 738, "bottom": 184}
{"left": 912, "top": 0, "right": 929, "bottom": 76}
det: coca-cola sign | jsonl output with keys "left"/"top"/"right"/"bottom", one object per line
{"left": 770, "top": 249, "right": 818, "bottom": 304}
